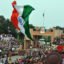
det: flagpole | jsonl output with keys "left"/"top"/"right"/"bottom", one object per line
{"left": 40, "top": 12, "right": 45, "bottom": 33}
{"left": 43, "top": 12, "right": 44, "bottom": 28}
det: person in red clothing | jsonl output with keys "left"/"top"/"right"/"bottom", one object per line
{"left": 18, "top": 58, "right": 24, "bottom": 64}
{"left": 57, "top": 45, "right": 63, "bottom": 52}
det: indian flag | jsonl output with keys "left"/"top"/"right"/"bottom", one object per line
{"left": 11, "top": 1, "right": 34, "bottom": 40}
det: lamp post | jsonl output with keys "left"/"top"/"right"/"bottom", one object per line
{"left": 40, "top": 12, "right": 45, "bottom": 33}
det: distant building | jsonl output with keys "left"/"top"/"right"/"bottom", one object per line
{"left": 24, "top": 27, "right": 64, "bottom": 49}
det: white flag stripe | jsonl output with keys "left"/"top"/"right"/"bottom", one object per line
{"left": 18, "top": 22, "right": 25, "bottom": 35}
{"left": 18, "top": 16, "right": 25, "bottom": 35}
{"left": 18, "top": 16, "right": 24, "bottom": 25}
{"left": 15, "top": 5, "right": 24, "bottom": 16}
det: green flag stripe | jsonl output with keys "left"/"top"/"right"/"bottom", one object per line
{"left": 22, "top": 5, "right": 34, "bottom": 19}
{"left": 22, "top": 5, "right": 34, "bottom": 40}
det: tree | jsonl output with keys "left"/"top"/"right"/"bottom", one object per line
{"left": 29, "top": 24, "right": 35, "bottom": 28}
{"left": 54, "top": 26, "right": 64, "bottom": 30}
{"left": 5, "top": 19, "right": 18, "bottom": 38}
{"left": 0, "top": 16, "right": 6, "bottom": 34}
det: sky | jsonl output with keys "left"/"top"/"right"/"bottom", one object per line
{"left": 0, "top": 0, "right": 64, "bottom": 29}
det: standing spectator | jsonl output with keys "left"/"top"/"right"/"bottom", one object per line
{"left": 8, "top": 57, "right": 12, "bottom": 64}
{"left": 4, "top": 58, "right": 8, "bottom": 64}
{"left": 15, "top": 59, "right": 19, "bottom": 64}
{"left": 62, "top": 58, "right": 64, "bottom": 64}
{"left": 18, "top": 57, "right": 24, "bottom": 64}
{"left": 4, "top": 55, "right": 8, "bottom": 64}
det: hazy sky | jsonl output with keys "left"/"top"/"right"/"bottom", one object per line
{"left": 0, "top": 0, "right": 64, "bottom": 28}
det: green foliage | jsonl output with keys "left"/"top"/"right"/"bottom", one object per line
{"left": 6, "top": 19, "right": 18, "bottom": 38}
{"left": 0, "top": 16, "right": 19, "bottom": 38}
{"left": 54, "top": 26, "right": 64, "bottom": 30}
{"left": 0, "top": 16, "right": 6, "bottom": 34}
{"left": 29, "top": 24, "right": 35, "bottom": 28}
